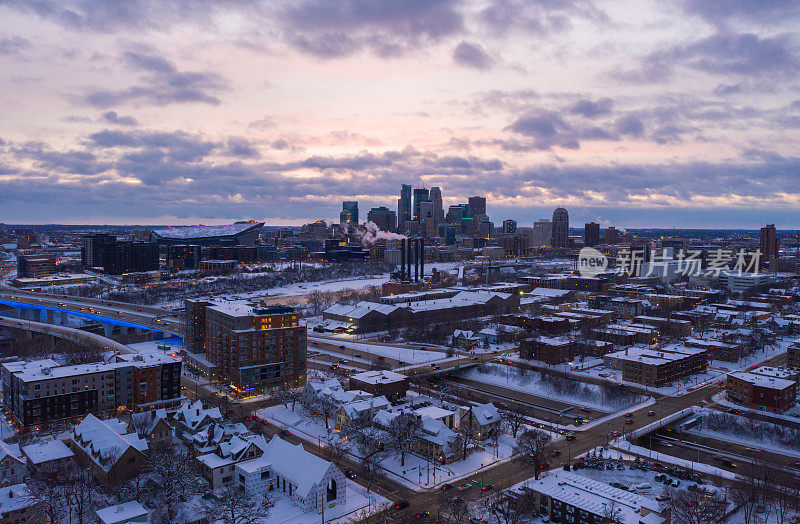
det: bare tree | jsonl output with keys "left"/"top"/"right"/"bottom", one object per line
{"left": 144, "top": 443, "right": 203, "bottom": 521}
{"left": 26, "top": 470, "right": 69, "bottom": 524}
{"left": 602, "top": 499, "right": 624, "bottom": 524}
{"left": 202, "top": 485, "right": 272, "bottom": 524}
{"left": 771, "top": 470, "right": 795, "bottom": 524}
{"left": 502, "top": 406, "right": 527, "bottom": 438}
{"left": 359, "top": 452, "right": 384, "bottom": 493}
{"left": 513, "top": 429, "right": 552, "bottom": 480}
{"left": 482, "top": 492, "right": 530, "bottom": 524}
{"left": 66, "top": 466, "right": 97, "bottom": 524}
{"left": 325, "top": 435, "right": 349, "bottom": 467}
{"left": 667, "top": 487, "right": 727, "bottom": 524}
{"left": 446, "top": 496, "right": 470, "bottom": 523}
{"left": 387, "top": 412, "right": 421, "bottom": 467}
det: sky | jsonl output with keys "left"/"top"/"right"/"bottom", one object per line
{"left": 1, "top": 0, "right": 799, "bottom": 229}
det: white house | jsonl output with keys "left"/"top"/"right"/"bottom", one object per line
{"left": 0, "top": 483, "right": 39, "bottom": 523}
{"left": 197, "top": 434, "right": 266, "bottom": 489}
{"left": 235, "top": 435, "right": 346, "bottom": 514}
{"left": 0, "top": 441, "right": 26, "bottom": 485}
{"left": 452, "top": 329, "right": 481, "bottom": 349}
{"left": 174, "top": 401, "right": 223, "bottom": 442}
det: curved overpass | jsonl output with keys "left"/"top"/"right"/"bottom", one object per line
{"left": 0, "top": 289, "right": 184, "bottom": 339}
{"left": 0, "top": 316, "right": 132, "bottom": 354}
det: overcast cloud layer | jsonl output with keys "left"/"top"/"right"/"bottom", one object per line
{"left": 1, "top": 0, "right": 799, "bottom": 228}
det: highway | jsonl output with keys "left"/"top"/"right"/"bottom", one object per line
{"left": 0, "top": 288, "right": 184, "bottom": 337}
{"left": 0, "top": 315, "right": 132, "bottom": 354}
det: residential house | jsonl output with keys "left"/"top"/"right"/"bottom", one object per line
{"left": 478, "top": 328, "right": 500, "bottom": 345}
{"left": 21, "top": 440, "right": 74, "bottom": 475}
{"left": 196, "top": 434, "right": 267, "bottom": 489}
{"left": 66, "top": 414, "right": 149, "bottom": 484}
{"left": 460, "top": 403, "right": 501, "bottom": 442}
{"left": 335, "top": 396, "right": 391, "bottom": 431}
{"left": 0, "top": 484, "right": 41, "bottom": 524}
{"left": 131, "top": 408, "right": 173, "bottom": 450}
{"left": 235, "top": 435, "right": 347, "bottom": 514}
{"left": 0, "top": 442, "right": 25, "bottom": 486}
{"left": 452, "top": 330, "right": 480, "bottom": 350}
{"left": 174, "top": 401, "right": 222, "bottom": 442}
{"left": 96, "top": 501, "right": 149, "bottom": 524}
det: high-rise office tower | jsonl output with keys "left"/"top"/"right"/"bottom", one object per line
{"left": 81, "top": 233, "right": 116, "bottom": 268}
{"left": 429, "top": 187, "right": 444, "bottom": 224}
{"left": 533, "top": 219, "right": 552, "bottom": 246}
{"left": 760, "top": 224, "right": 779, "bottom": 269}
{"left": 606, "top": 226, "right": 620, "bottom": 245}
{"left": 502, "top": 219, "right": 517, "bottom": 235}
{"left": 584, "top": 222, "right": 600, "bottom": 247}
{"left": 468, "top": 196, "right": 487, "bottom": 217}
{"left": 342, "top": 201, "right": 359, "bottom": 225}
{"left": 398, "top": 184, "right": 412, "bottom": 225}
{"left": 412, "top": 188, "right": 430, "bottom": 221}
{"left": 552, "top": 208, "right": 569, "bottom": 248}
{"left": 367, "top": 206, "right": 397, "bottom": 231}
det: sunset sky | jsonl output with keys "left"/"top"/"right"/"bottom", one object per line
{"left": 1, "top": 1, "right": 799, "bottom": 228}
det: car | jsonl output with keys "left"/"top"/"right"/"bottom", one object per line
{"left": 647, "top": 411, "right": 656, "bottom": 416}
{"left": 394, "top": 500, "right": 410, "bottom": 510}
{"left": 625, "top": 419, "right": 634, "bottom": 425}
{"left": 456, "top": 483, "right": 473, "bottom": 491}
{"left": 671, "top": 480, "right": 681, "bottom": 487}
{"left": 624, "top": 412, "right": 633, "bottom": 417}
{"left": 610, "top": 431, "right": 621, "bottom": 437}
{"left": 329, "top": 364, "right": 339, "bottom": 370}
{"left": 280, "top": 429, "right": 291, "bottom": 437}
{"left": 344, "top": 469, "right": 356, "bottom": 479}
{"left": 441, "top": 483, "right": 453, "bottom": 491}
{"left": 610, "top": 481, "right": 629, "bottom": 490}
{"left": 654, "top": 474, "right": 665, "bottom": 482}
{"left": 565, "top": 434, "right": 575, "bottom": 441}
{"left": 415, "top": 512, "right": 430, "bottom": 519}
{"left": 552, "top": 450, "right": 562, "bottom": 457}
{"left": 481, "top": 483, "right": 495, "bottom": 491}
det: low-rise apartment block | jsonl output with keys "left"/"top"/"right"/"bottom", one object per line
{"left": 1, "top": 353, "right": 182, "bottom": 427}
{"left": 604, "top": 345, "right": 707, "bottom": 387}
{"left": 726, "top": 368, "right": 797, "bottom": 413}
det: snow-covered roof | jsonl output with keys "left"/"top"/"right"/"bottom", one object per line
{"left": 96, "top": 501, "right": 149, "bottom": 524}
{"left": 0, "top": 441, "right": 23, "bottom": 464}
{"left": 70, "top": 414, "right": 148, "bottom": 471}
{"left": 530, "top": 287, "right": 571, "bottom": 298}
{"left": 341, "top": 396, "right": 390, "bottom": 419}
{"left": 255, "top": 435, "right": 335, "bottom": 499}
{"left": 728, "top": 371, "right": 796, "bottom": 390}
{"left": 176, "top": 400, "right": 222, "bottom": 431}
{"left": 350, "top": 370, "right": 406, "bottom": 384}
{"left": 22, "top": 440, "right": 74, "bottom": 465}
{"left": 530, "top": 471, "right": 662, "bottom": 523}
{"left": 414, "top": 405, "right": 454, "bottom": 421}
{"left": 471, "top": 403, "right": 501, "bottom": 426}
{"left": 0, "top": 484, "right": 36, "bottom": 515}
{"left": 453, "top": 329, "right": 478, "bottom": 339}
{"left": 151, "top": 222, "right": 263, "bottom": 239}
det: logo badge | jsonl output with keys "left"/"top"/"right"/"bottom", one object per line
{"left": 578, "top": 247, "right": 608, "bottom": 277}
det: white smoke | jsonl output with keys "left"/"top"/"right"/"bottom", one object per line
{"left": 358, "top": 221, "right": 407, "bottom": 245}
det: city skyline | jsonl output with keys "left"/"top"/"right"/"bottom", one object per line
{"left": 1, "top": 1, "right": 800, "bottom": 228}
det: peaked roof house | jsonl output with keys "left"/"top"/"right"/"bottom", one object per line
{"left": 452, "top": 329, "right": 481, "bottom": 349}
{"left": 0, "top": 483, "right": 39, "bottom": 524}
{"left": 131, "top": 408, "right": 173, "bottom": 450}
{"left": 460, "top": 402, "right": 502, "bottom": 442}
{"left": 188, "top": 422, "right": 250, "bottom": 456}
{"left": 174, "top": 401, "right": 223, "bottom": 442}
{"left": 0, "top": 441, "right": 26, "bottom": 486}
{"left": 334, "top": 396, "right": 391, "bottom": 430}
{"left": 235, "top": 435, "right": 346, "bottom": 514}
{"left": 66, "top": 414, "right": 149, "bottom": 484}
{"left": 196, "top": 434, "right": 266, "bottom": 489}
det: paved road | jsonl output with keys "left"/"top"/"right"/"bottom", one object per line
{"left": 0, "top": 289, "right": 183, "bottom": 337}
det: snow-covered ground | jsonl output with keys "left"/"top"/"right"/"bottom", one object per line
{"left": 266, "top": 481, "right": 388, "bottom": 524}
{"left": 308, "top": 337, "right": 446, "bottom": 365}
{"left": 257, "top": 403, "right": 544, "bottom": 491}
{"left": 518, "top": 337, "right": 793, "bottom": 397}
{"left": 685, "top": 408, "right": 800, "bottom": 459}
{"left": 458, "top": 363, "right": 649, "bottom": 412}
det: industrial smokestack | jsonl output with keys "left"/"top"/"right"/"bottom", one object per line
{"left": 414, "top": 239, "right": 419, "bottom": 282}
{"left": 400, "top": 239, "right": 406, "bottom": 281}
{"left": 407, "top": 240, "right": 412, "bottom": 282}
{"left": 420, "top": 238, "right": 424, "bottom": 281}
